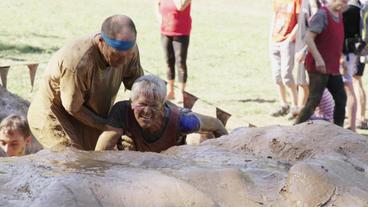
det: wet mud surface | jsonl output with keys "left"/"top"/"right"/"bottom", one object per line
{"left": 0, "top": 121, "right": 367, "bottom": 206}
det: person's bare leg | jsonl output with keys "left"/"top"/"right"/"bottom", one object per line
{"left": 344, "top": 82, "right": 357, "bottom": 131}
{"left": 298, "top": 84, "right": 309, "bottom": 109}
{"left": 353, "top": 76, "right": 367, "bottom": 123}
{"left": 286, "top": 82, "right": 299, "bottom": 116}
{"left": 178, "top": 82, "right": 186, "bottom": 103}
{"left": 278, "top": 83, "right": 288, "bottom": 106}
{"left": 270, "top": 83, "right": 290, "bottom": 117}
{"left": 167, "top": 79, "right": 175, "bottom": 100}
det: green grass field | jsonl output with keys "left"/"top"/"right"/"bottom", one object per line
{"left": 1, "top": 0, "right": 368, "bottom": 133}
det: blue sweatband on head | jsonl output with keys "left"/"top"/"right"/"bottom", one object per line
{"left": 101, "top": 33, "right": 135, "bottom": 51}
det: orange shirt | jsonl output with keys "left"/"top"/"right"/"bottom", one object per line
{"left": 272, "top": 0, "right": 301, "bottom": 42}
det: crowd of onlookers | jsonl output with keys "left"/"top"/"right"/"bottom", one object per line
{"left": 270, "top": 0, "right": 368, "bottom": 131}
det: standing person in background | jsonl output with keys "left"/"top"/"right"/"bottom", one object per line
{"left": 341, "top": 0, "right": 361, "bottom": 131}
{"left": 294, "top": 0, "right": 324, "bottom": 115}
{"left": 270, "top": 0, "right": 301, "bottom": 118}
{"left": 156, "top": 0, "right": 192, "bottom": 103}
{"left": 354, "top": 0, "right": 368, "bottom": 129}
{"left": 354, "top": 60, "right": 368, "bottom": 129}
{"left": 295, "top": 0, "right": 348, "bottom": 127}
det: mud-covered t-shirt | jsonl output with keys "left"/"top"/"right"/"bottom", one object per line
{"left": 29, "top": 34, "right": 144, "bottom": 128}
{"left": 107, "top": 101, "right": 200, "bottom": 143}
{"left": 27, "top": 34, "right": 144, "bottom": 150}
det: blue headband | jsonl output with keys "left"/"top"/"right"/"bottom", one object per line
{"left": 101, "top": 33, "right": 136, "bottom": 51}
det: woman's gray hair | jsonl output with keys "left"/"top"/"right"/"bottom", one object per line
{"left": 130, "top": 75, "right": 167, "bottom": 104}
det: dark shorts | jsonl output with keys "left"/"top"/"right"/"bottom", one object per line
{"left": 355, "top": 61, "right": 365, "bottom": 77}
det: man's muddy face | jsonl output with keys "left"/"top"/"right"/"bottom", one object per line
{"left": 0, "top": 130, "right": 29, "bottom": 157}
{"left": 103, "top": 44, "right": 134, "bottom": 68}
{"left": 101, "top": 31, "right": 136, "bottom": 68}
{"left": 131, "top": 94, "right": 164, "bottom": 130}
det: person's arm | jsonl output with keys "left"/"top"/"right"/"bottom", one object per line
{"left": 95, "top": 126, "right": 122, "bottom": 150}
{"left": 71, "top": 107, "right": 107, "bottom": 131}
{"left": 269, "top": 12, "right": 276, "bottom": 44}
{"left": 286, "top": 0, "right": 302, "bottom": 42}
{"left": 173, "top": 0, "right": 191, "bottom": 11}
{"left": 309, "top": 0, "right": 319, "bottom": 15}
{"left": 95, "top": 101, "right": 131, "bottom": 150}
{"left": 340, "top": 54, "right": 347, "bottom": 75}
{"left": 193, "top": 113, "right": 228, "bottom": 138}
{"left": 303, "top": 9, "right": 327, "bottom": 73}
{"left": 295, "top": 45, "right": 308, "bottom": 63}
{"left": 287, "top": 23, "right": 299, "bottom": 42}
{"left": 155, "top": 0, "right": 162, "bottom": 24}
{"left": 304, "top": 30, "right": 326, "bottom": 73}
{"left": 122, "top": 45, "right": 144, "bottom": 90}
{"left": 179, "top": 109, "right": 228, "bottom": 138}
{"left": 60, "top": 68, "right": 107, "bottom": 131}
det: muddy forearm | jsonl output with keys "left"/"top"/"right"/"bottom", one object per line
{"left": 194, "top": 113, "right": 228, "bottom": 138}
{"left": 95, "top": 130, "right": 121, "bottom": 151}
{"left": 70, "top": 106, "right": 107, "bottom": 131}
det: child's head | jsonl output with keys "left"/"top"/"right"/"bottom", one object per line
{"left": 0, "top": 115, "right": 32, "bottom": 157}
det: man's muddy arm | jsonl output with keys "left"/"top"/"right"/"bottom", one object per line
{"left": 70, "top": 106, "right": 107, "bottom": 131}
{"left": 193, "top": 113, "right": 228, "bottom": 138}
{"left": 95, "top": 127, "right": 122, "bottom": 151}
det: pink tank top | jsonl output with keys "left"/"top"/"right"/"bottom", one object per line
{"left": 160, "top": 0, "right": 192, "bottom": 36}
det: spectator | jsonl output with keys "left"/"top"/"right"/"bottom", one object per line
{"left": 156, "top": 0, "right": 192, "bottom": 103}
{"left": 354, "top": 59, "right": 368, "bottom": 129}
{"left": 295, "top": 0, "right": 348, "bottom": 127}
{"left": 294, "top": 0, "right": 325, "bottom": 114}
{"left": 270, "top": 0, "right": 301, "bottom": 118}
{"left": 341, "top": 0, "right": 361, "bottom": 131}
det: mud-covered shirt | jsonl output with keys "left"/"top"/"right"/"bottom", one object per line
{"left": 28, "top": 34, "right": 144, "bottom": 150}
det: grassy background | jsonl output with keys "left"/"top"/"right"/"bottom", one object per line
{"left": 1, "top": 0, "right": 368, "bottom": 133}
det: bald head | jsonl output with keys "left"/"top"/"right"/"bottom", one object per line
{"left": 101, "top": 15, "right": 137, "bottom": 40}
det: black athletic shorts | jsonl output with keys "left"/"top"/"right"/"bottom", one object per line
{"left": 355, "top": 61, "right": 365, "bottom": 77}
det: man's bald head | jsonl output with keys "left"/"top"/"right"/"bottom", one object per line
{"left": 101, "top": 15, "right": 137, "bottom": 40}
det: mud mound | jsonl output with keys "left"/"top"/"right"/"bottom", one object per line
{"left": 199, "top": 121, "right": 368, "bottom": 165}
{"left": 0, "top": 121, "right": 367, "bottom": 206}
{"left": 0, "top": 86, "right": 29, "bottom": 120}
